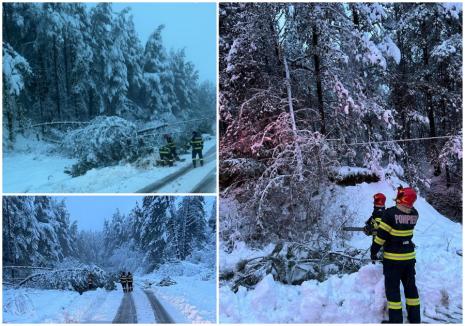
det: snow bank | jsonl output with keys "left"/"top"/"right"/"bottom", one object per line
{"left": 221, "top": 264, "right": 385, "bottom": 323}
{"left": 3, "top": 287, "right": 122, "bottom": 323}
{"left": 220, "top": 178, "right": 462, "bottom": 323}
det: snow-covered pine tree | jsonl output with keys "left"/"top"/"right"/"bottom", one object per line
{"left": 208, "top": 199, "right": 216, "bottom": 234}
{"left": 53, "top": 199, "right": 76, "bottom": 258}
{"left": 169, "top": 48, "right": 199, "bottom": 117}
{"left": 3, "top": 43, "right": 31, "bottom": 147}
{"left": 139, "top": 196, "right": 171, "bottom": 270}
{"left": 143, "top": 25, "right": 178, "bottom": 119}
{"left": 176, "top": 196, "right": 207, "bottom": 260}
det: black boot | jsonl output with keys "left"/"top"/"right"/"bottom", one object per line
{"left": 407, "top": 305, "right": 421, "bottom": 324}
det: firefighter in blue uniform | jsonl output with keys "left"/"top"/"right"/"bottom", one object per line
{"left": 191, "top": 131, "right": 204, "bottom": 168}
{"left": 371, "top": 187, "right": 420, "bottom": 323}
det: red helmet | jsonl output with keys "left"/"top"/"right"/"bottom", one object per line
{"left": 396, "top": 187, "right": 417, "bottom": 208}
{"left": 373, "top": 193, "right": 386, "bottom": 207}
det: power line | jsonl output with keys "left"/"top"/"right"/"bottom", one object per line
{"left": 326, "top": 135, "right": 459, "bottom": 146}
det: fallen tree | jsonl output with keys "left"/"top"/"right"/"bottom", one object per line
{"left": 5, "top": 263, "right": 116, "bottom": 293}
{"left": 221, "top": 241, "right": 368, "bottom": 292}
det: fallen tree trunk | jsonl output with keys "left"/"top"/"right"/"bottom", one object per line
{"left": 223, "top": 241, "right": 367, "bottom": 292}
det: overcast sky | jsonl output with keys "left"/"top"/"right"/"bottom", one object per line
{"left": 59, "top": 196, "right": 216, "bottom": 231}
{"left": 88, "top": 3, "right": 216, "bottom": 82}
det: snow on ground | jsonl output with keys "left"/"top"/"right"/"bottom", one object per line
{"left": 3, "top": 134, "right": 216, "bottom": 193}
{"left": 220, "top": 175, "right": 462, "bottom": 323}
{"left": 141, "top": 260, "right": 216, "bottom": 323}
{"left": 3, "top": 287, "right": 122, "bottom": 323}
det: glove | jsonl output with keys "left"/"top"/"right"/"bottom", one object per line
{"left": 370, "top": 251, "right": 378, "bottom": 264}
{"left": 363, "top": 224, "right": 371, "bottom": 236}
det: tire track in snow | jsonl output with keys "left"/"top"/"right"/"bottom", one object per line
{"left": 143, "top": 290, "right": 175, "bottom": 324}
{"left": 132, "top": 285, "right": 157, "bottom": 323}
{"left": 136, "top": 146, "right": 216, "bottom": 193}
{"left": 112, "top": 293, "right": 137, "bottom": 324}
{"left": 191, "top": 167, "right": 216, "bottom": 193}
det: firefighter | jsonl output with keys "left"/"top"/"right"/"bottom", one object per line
{"left": 164, "top": 134, "right": 179, "bottom": 161}
{"left": 127, "top": 272, "right": 133, "bottom": 292}
{"left": 159, "top": 145, "right": 174, "bottom": 167}
{"left": 87, "top": 272, "right": 94, "bottom": 290}
{"left": 364, "top": 193, "right": 386, "bottom": 239}
{"left": 120, "top": 272, "right": 128, "bottom": 293}
{"left": 371, "top": 187, "right": 420, "bottom": 324}
{"left": 191, "top": 131, "right": 204, "bottom": 168}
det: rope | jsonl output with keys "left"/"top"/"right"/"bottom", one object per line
{"left": 326, "top": 135, "right": 458, "bottom": 146}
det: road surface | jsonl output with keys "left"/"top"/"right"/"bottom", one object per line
{"left": 144, "top": 290, "right": 175, "bottom": 324}
{"left": 191, "top": 168, "right": 216, "bottom": 193}
{"left": 113, "top": 293, "right": 137, "bottom": 324}
{"left": 137, "top": 146, "right": 216, "bottom": 193}
{"left": 111, "top": 289, "right": 175, "bottom": 324}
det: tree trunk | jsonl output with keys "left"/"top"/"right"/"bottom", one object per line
{"left": 422, "top": 18, "right": 440, "bottom": 176}
{"left": 6, "top": 200, "right": 16, "bottom": 280}
{"left": 63, "top": 33, "right": 71, "bottom": 118}
{"left": 6, "top": 95, "right": 15, "bottom": 149}
{"left": 283, "top": 54, "right": 304, "bottom": 179}
{"left": 312, "top": 25, "right": 326, "bottom": 135}
{"left": 88, "top": 90, "right": 94, "bottom": 119}
{"left": 53, "top": 36, "right": 62, "bottom": 120}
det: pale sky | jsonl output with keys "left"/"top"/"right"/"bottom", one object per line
{"left": 58, "top": 196, "right": 143, "bottom": 230}
{"left": 59, "top": 196, "right": 216, "bottom": 231}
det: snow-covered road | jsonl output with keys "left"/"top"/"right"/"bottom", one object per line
{"left": 3, "top": 268, "right": 215, "bottom": 324}
{"left": 3, "top": 285, "right": 178, "bottom": 324}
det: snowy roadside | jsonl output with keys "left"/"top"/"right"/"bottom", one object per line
{"left": 220, "top": 178, "right": 463, "bottom": 323}
{"left": 3, "top": 287, "right": 122, "bottom": 323}
{"left": 140, "top": 261, "right": 216, "bottom": 323}
{"left": 3, "top": 135, "right": 216, "bottom": 193}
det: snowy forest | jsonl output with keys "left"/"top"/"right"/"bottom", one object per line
{"left": 3, "top": 195, "right": 216, "bottom": 323}
{"left": 3, "top": 196, "right": 215, "bottom": 274}
{"left": 220, "top": 2, "right": 462, "bottom": 239}
{"left": 3, "top": 3, "right": 216, "bottom": 192}
{"left": 219, "top": 3, "right": 462, "bottom": 323}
